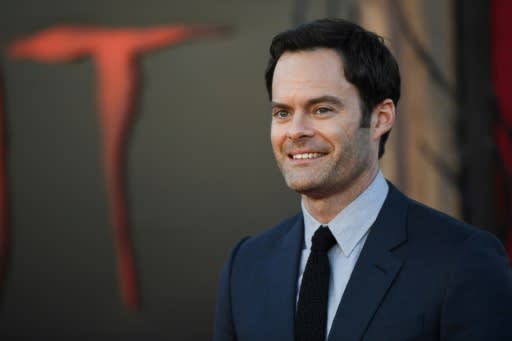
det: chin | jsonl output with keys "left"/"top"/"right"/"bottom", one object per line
{"left": 285, "top": 177, "right": 321, "bottom": 193}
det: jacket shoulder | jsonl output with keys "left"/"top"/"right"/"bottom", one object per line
{"left": 235, "top": 212, "right": 302, "bottom": 255}
{"left": 405, "top": 195, "right": 494, "bottom": 244}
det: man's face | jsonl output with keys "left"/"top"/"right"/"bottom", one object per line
{"left": 270, "top": 48, "right": 379, "bottom": 198}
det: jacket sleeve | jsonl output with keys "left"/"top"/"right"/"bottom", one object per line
{"left": 213, "top": 237, "right": 249, "bottom": 341}
{"left": 440, "top": 230, "right": 512, "bottom": 340}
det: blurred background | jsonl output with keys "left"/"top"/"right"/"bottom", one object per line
{"left": 0, "top": 0, "right": 510, "bottom": 339}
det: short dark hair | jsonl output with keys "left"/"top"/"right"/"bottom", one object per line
{"left": 265, "top": 18, "right": 400, "bottom": 158}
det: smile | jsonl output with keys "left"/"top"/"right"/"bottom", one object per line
{"left": 290, "top": 152, "right": 326, "bottom": 160}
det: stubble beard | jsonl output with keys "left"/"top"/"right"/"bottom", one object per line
{"left": 280, "top": 156, "right": 340, "bottom": 198}
{"left": 277, "top": 129, "right": 373, "bottom": 199}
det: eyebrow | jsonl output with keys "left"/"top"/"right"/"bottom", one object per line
{"left": 306, "top": 95, "right": 343, "bottom": 107}
{"left": 270, "top": 101, "right": 292, "bottom": 110}
{"left": 271, "top": 95, "right": 343, "bottom": 109}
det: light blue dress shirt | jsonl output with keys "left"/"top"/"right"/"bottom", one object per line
{"left": 298, "top": 171, "right": 389, "bottom": 337}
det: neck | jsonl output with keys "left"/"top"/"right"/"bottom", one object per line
{"left": 302, "top": 167, "right": 379, "bottom": 224}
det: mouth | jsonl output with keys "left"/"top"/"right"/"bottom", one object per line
{"left": 288, "top": 152, "right": 327, "bottom": 160}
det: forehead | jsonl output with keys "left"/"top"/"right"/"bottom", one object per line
{"left": 272, "top": 48, "right": 350, "bottom": 100}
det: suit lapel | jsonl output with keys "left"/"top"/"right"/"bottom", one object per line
{"left": 328, "top": 185, "right": 409, "bottom": 341}
{"left": 262, "top": 213, "right": 304, "bottom": 341}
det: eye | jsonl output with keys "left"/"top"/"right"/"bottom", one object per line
{"left": 315, "top": 107, "right": 332, "bottom": 114}
{"left": 273, "top": 110, "right": 290, "bottom": 119}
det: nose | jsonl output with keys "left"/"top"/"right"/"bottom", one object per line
{"left": 286, "top": 112, "right": 314, "bottom": 140}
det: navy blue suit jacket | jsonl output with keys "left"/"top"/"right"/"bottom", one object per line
{"left": 213, "top": 184, "right": 512, "bottom": 340}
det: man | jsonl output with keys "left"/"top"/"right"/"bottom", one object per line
{"left": 213, "top": 18, "right": 512, "bottom": 341}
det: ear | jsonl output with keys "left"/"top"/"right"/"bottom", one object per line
{"left": 371, "top": 98, "right": 395, "bottom": 140}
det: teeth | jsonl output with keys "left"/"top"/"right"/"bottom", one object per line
{"left": 292, "top": 153, "right": 324, "bottom": 160}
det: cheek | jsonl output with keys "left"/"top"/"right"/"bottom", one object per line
{"left": 270, "top": 125, "right": 285, "bottom": 151}
{"left": 334, "top": 121, "right": 360, "bottom": 143}
{"left": 320, "top": 127, "right": 351, "bottom": 151}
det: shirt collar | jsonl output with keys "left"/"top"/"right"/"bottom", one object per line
{"left": 301, "top": 171, "right": 389, "bottom": 257}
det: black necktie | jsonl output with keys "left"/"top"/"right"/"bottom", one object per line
{"left": 296, "top": 226, "right": 337, "bottom": 341}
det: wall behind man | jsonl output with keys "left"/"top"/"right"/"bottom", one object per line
{"left": 0, "top": 0, "right": 459, "bottom": 340}
{"left": 0, "top": 0, "right": 303, "bottom": 339}
{"left": 359, "top": 0, "right": 460, "bottom": 220}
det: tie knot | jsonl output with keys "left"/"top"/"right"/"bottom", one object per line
{"left": 311, "top": 226, "right": 336, "bottom": 252}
